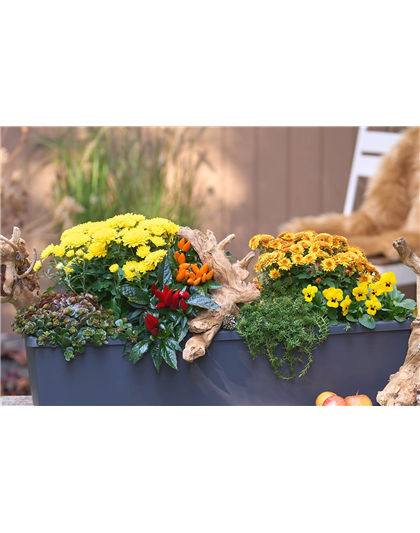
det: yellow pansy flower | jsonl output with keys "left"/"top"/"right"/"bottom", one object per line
{"left": 365, "top": 298, "right": 381, "bottom": 315}
{"left": 369, "top": 281, "right": 385, "bottom": 298}
{"left": 340, "top": 295, "right": 352, "bottom": 316}
{"left": 322, "top": 287, "right": 344, "bottom": 308}
{"left": 302, "top": 284, "right": 318, "bottom": 302}
{"left": 380, "top": 272, "right": 397, "bottom": 292}
{"left": 352, "top": 282, "right": 369, "bottom": 301}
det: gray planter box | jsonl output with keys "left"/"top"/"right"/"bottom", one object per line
{"left": 26, "top": 320, "right": 412, "bottom": 406}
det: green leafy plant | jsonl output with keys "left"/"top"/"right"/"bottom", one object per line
{"left": 11, "top": 291, "right": 136, "bottom": 361}
{"left": 29, "top": 127, "right": 206, "bottom": 229}
{"left": 237, "top": 284, "right": 329, "bottom": 380}
{"left": 31, "top": 215, "right": 222, "bottom": 371}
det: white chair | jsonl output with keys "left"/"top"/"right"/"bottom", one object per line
{"left": 343, "top": 126, "right": 416, "bottom": 286}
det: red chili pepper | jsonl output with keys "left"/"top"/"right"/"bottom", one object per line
{"left": 170, "top": 295, "right": 179, "bottom": 310}
{"left": 151, "top": 328, "right": 159, "bottom": 336}
{"left": 180, "top": 299, "right": 188, "bottom": 312}
{"left": 164, "top": 289, "right": 174, "bottom": 306}
{"left": 151, "top": 284, "right": 156, "bottom": 296}
{"left": 156, "top": 302, "right": 166, "bottom": 309}
{"left": 179, "top": 290, "right": 190, "bottom": 299}
{"left": 155, "top": 290, "right": 165, "bottom": 302}
{"left": 146, "top": 313, "right": 159, "bottom": 327}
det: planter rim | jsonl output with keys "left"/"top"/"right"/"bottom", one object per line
{"left": 25, "top": 319, "right": 413, "bottom": 348}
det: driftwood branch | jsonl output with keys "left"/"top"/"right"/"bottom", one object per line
{"left": 177, "top": 227, "right": 261, "bottom": 362}
{"left": 1, "top": 227, "right": 41, "bottom": 311}
{"left": 377, "top": 238, "right": 420, "bottom": 406}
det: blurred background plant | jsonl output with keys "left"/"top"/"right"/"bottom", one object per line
{"left": 29, "top": 127, "right": 206, "bottom": 231}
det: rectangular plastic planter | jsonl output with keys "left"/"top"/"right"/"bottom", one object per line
{"left": 26, "top": 320, "right": 412, "bottom": 406}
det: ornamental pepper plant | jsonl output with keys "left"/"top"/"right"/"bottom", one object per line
{"left": 25, "top": 214, "right": 222, "bottom": 371}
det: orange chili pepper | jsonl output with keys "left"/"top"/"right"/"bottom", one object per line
{"left": 174, "top": 251, "right": 180, "bottom": 261}
{"left": 176, "top": 271, "right": 186, "bottom": 282}
{"left": 182, "top": 241, "right": 191, "bottom": 252}
{"left": 178, "top": 238, "right": 186, "bottom": 250}
{"left": 192, "top": 264, "right": 200, "bottom": 275}
{"left": 198, "top": 263, "right": 209, "bottom": 277}
{"left": 173, "top": 269, "right": 179, "bottom": 277}
{"left": 206, "top": 269, "right": 214, "bottom": 280}
{"left": 179, "top": 263, "right": 191, "bottom": 270}
{"left": 188, "top": 272, "right": 196, "bottom": 280}
{"left": 193, "top": 277, "right": 201, "bottom": 286}
{"left": 187, "top": 278, "right": 194, "bottom": 285}
{"left": 178, "top": 253, "right": 186, "bottom": 265}
{"left": 202, "top": 273, "right": 207, "bottom": 283}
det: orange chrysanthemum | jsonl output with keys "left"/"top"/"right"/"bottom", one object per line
{"left": 278, "top": 257, "right": 292, "bottom": 270}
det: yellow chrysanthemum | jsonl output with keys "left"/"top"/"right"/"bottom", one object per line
{"left": 109, "top": 264, "right": 119, "bottom": 273}
{"left": 269, "top": 269, "right": 281, "bottom": 279}
{"left": 76, "top": 249, "right": 85, "bottom": 257}
{"left": 91, "top": 227, "right": 118, "bottom": 244}
{"left": 358, "top": 272, "right": 373, "bottom": 285}
{"left": 352, "top": 282, "right": 369, "bottom": 301}
{"left": 148, "top": 235, "right": 167, "bottom": 247}
{"left": 348, "top": 246, "right": 366, "bottom": 257}
{"left": 278, "top": 257, "right": 292, "bottom": 270}
{"left": 321, "top": 257, "right": 337, "bottom": 272}
{"left": 259, "top": 252, "right": 279, "bottom": 268}
{"left": 52, "top": 244, "right": 66, "bottom": 257}
{"left": 40, "top": 244, "right": 56, "bottom": 260}
{"left": 136, "top": 245, "right": 151, "bottom": 258}
{"left": 122, "top": 261, "right": 139, "bottom": 281}
{"left": 293, "top": 231, "right": 314, "bottom": 242}
{"left": 87, "top": 241, "right": 107, "bottom": 258}
{"left": 122, "top": 228, "right": 150, "bottom": 247}
{"left": 366, "top": 297, "right": 381, "bottom": 315}
{"left": 315, "top": 233, "right": 333, "bottom": 245}
{"left": 142, "top": 249, "right": 167, "bottom": 269}
{"left": 304, "top": 253, "right": 317, "bottom": 265}
{"left": 249, "top": 234, "right": 274, "bottom": 250}
{"left": 33, "top": 260, "right": 42, "bottom": 272}
{"left": 66, "top": 249, "right": 75, "bottom": 258}
{"left": 290, "top": 243, "right": 304, "bottom": 254}
{"left": 331, "top": 235, "right": 348, "bottom": 249}
{"left": 277, "top": 231, "right": 294, "bottom": 241}
{"left": 334, "top": 253, "right": 352, "bottom": 267}
{"left": 291, "top": 253, "right": 305, "bottom": 265}
{"left": 302, "top": 284, "right": 318, "bottom": 302}
{"left": 61, "top": 232, "right": 91, "bottom": 248}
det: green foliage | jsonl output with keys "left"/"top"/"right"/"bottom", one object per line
{"left": 237, "top": 285, "right": 330, "bottom": 380}
{"left": 29, "top": 127, "right": 206, "bottom": 229}
{"left": 11, "top": 291, "right": 136, "bottom": 361}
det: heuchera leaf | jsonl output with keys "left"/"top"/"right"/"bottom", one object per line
{"left": 120, "top": 284, "right": 150, "bottom": 305}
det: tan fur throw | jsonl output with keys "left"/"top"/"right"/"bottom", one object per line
{"left": 280, "top": 127, "right": 419, "bottom": 261}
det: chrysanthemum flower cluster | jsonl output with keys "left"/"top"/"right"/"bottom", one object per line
{"left": 37, "top": 213, "right": 180, "bottom": 283}
{"left": 250, "top": 230, "right": 380, "bottom": 282}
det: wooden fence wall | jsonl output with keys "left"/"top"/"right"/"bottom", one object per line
{"left": 196, "top": 127, "right": 358, "bottom": 260}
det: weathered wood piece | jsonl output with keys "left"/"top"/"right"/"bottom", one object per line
{"left": 377, "top": 238, "right": 420, "bottom": 406}
{"left": 177, "top": 227, "right": 261, "bottom": 362}
{"left": 1, "top": 226, "right": 40, "bottom": 310}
